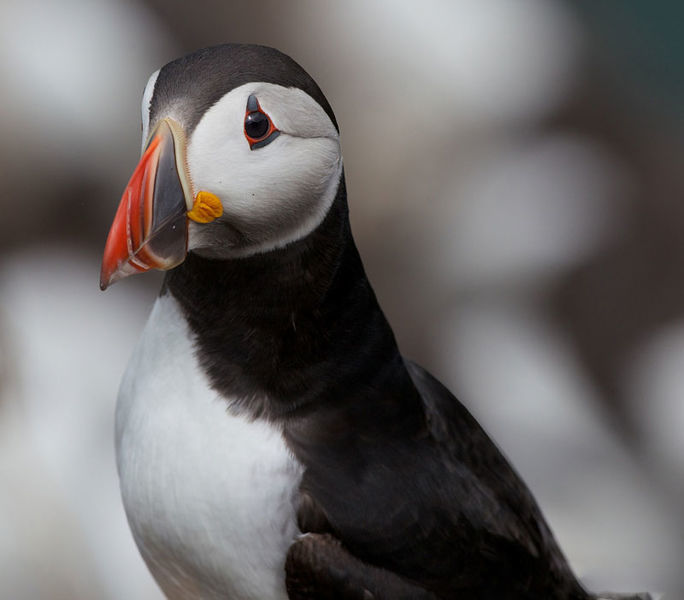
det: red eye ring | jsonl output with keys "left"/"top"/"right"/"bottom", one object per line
{"left": 244, "top": 94, "right": 280, "bottom": 150}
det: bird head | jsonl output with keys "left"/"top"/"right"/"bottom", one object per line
{"left": 100, "top": 44, "right": 342, "bottom": 290}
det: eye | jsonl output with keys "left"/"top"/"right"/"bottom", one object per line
{"left": 244, "top": 94, "right": 280, "bottom": 150}
{"left": 245, "top": 112, "right": 269, "bottom": 139}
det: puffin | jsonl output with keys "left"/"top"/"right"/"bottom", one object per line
{"left": 100, "top": 44, "right": 652, "bottom": 600}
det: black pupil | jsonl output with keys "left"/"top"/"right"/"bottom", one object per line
{"left": 245, "top": 111, "right": 269, "bottom": 139}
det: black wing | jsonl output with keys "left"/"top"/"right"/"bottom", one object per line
{"left": 284, "top": 358, "right": 587, "bottom": 599}
{"left": 286, "top": 533, "right": 437, "bottom": 600}
{"left": 403, "top": 360, "right": 585, "bottom": 597}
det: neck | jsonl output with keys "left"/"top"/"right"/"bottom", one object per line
{"left": 163, "top": 179, "right": 404, "bottom": 419}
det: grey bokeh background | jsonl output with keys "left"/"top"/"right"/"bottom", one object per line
{"left": 1, "top": 1, "right": 682, "bottom": 598}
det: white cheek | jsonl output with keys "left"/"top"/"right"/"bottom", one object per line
{"left": 186, "top": 96, "right": 252, "bottom": 195}
{"left": 186, "top": 88, "right": 342, "bottom": 254}
{"left": 223, "top": 135, "right": 341, "bottom": 220}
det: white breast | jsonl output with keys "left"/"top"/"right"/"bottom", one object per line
{"left": 115, "top": 294, "right": 303, "bottom": 600}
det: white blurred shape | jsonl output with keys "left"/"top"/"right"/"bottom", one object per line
{"left": 436, "top": 135, "right": 630, "bottom": 289}
{"left": 433, "top": 301, "right": 679, "bottom": 594}
{"left": 316, "top": 0, "right": 579, "bottom": 125}
{"left": 624, "top": 322, "right": 684, "bottom": 489}
{"left": 0, "top": 0, "right": 174, "bottom": 178}
{"left": 0, "top": 248, "right": 163, "bottom": 599}
{"left": 436, "top": 302, "right": 613, "bottom": 464}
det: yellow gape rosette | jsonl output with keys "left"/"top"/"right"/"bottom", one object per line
{"left": 188, "top": 190, "right": 223, "bottom": 223}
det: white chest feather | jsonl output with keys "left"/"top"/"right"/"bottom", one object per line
{"left": 116, "top": 295, "right": 302, "bottom": 600}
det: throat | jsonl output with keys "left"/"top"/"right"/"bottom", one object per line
{"left": 164, "top": 192, "right": 401, "bottom": 419}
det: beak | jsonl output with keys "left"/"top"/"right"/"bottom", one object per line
{"left": 100, "top": 118, "right": 194, "bottom": 290}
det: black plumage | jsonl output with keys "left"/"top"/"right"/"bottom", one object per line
{"left": 165, "top": 172, "right": 588, "bottom": 599}
{"left": 150, "top": 44, "right": 338, "bottom": 136}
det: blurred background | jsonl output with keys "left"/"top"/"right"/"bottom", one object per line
{"left": 1, "top": 0, "right": 682, "bottom": 598}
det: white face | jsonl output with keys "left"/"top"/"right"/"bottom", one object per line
{"left": 142, "top": 80, "right": 343, "bottom": 258}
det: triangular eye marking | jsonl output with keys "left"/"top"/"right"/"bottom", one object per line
{"left": 244, "top": 94, "right": 280, "bottom": 150}
{"left": 246, "top": 94, "right": 259, "bottom": 113}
